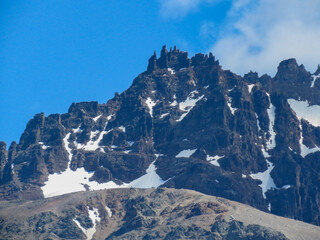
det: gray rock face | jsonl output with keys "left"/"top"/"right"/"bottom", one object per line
{"left": 1, "top": 46, "right": 320, "bottom": 226}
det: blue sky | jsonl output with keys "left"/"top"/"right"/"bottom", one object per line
{"left": 1, "top": 0, "right": 320, "bottom": 145}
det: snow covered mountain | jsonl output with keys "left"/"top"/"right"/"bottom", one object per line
{"left": 1, "top": 46, "right": 320, "bottom": 226}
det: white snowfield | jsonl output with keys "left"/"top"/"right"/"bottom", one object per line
{"left": 227, "top": 96, "right": 237, "bottom": 115}
{"left": 175, "top": 149, "right": 197, "bottom": 158}
{"left": 288, "top": 99, "right": 320, "bottom": 157}
{"left": 73, "top": 206, "right": 100, "bottom": 240}
{"left": 105, "top": 206, "right": 112, "bottom": 217}
{"left": 41, "top": 134, "right": 168, "bottom": 198}
{"left": 250, "top": 160, "right": 276, "bottom": 199}
{"left": 176, "top": 90, "right": 204, "bottom": 122}
{"left": 167, "top": 68, "right": 175, "bottom": 75}
{"left": 206, "top": 155, "right": 224, "bottom": 167}
{"left": 298, "top": 122, "right": 320, "bottom": 158}
{"left": 75, "top": 127, "right": 111, "bottom": 152}
{"left": 251, "top": 93, "right": 277, "bottom": 199}
{"left": 255, "top": 113, "right": 261, "bottom": 132}
{"left": 75, "top": 114, "right": 128, "bottom": 152}
{"left": 247, "top": 84, "right": 255, "bottom": 93}
{"left": 38, "top": 142, "right": 49, "bottom": 150}
{"left": 145, "top": 97, "right": 158, "bottom": 117}
{"left": 160, "top": 112, "right": 169, "bottom": 119}
{"left": 92, "top": 114, "right": 102, "bottom": 122}
{"left": 287, "top": 99, "right": 320, "bottom": 127}
{"left": 300, "top": 142, "right": 320, "bottom": 158}
{"left": 311, "top": 73, "right": 320, "bottom": 88}
{"left": 266, "top": 93, "right": 276, "bottom": 150}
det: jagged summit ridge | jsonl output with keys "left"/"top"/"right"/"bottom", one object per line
{"left": 147, "top": 45, "right": 219, "bottom": 72}
{"left": 1, "top": 46, "right": 320, "bottom": 227}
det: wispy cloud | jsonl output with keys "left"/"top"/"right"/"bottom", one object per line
{"left": 161, "top": 0, "right": 320, "bottom": 75}
{"left": 159, "top": 0, "right": 217, "bottom": 19}
{"left": 210, "top": 0, "right": 320, "bottom": 75}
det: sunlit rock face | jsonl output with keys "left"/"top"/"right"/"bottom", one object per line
{"left": 1, "top": 45, "right": 320, "bottom": 226}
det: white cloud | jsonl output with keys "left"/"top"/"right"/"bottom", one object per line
{"left": 210, "top": 0, "right": 320, "bottom": 75}
{"left": 159, "top": 0, "right": 216, "bottom": 19}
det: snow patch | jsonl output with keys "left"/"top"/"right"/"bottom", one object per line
{"left": 105, "top": 206, "right": 112, "bottom": 217}
{"left": 266, "top": 93, "right": 276, "bottom": 149}
{"left": 127, "top": 159, "right": 168, "bottom": 188}
{"left": 288, "top": 99, "right": 320, "bottom": 127}
{"left": 176, "top": 149, "right": 197, "bottom": 158}
{"left": 227, "top": 96, "right": 237, "bottom": 115}
{"left": 118, "top": 126, "right": 126, "bottom": 132}
{"left": 73, "top": 219, "right": 87, "bottom": 238}
{"left": 248, "top": 84, "right": 255, "bottom": 93}
{"left": 127, "top": 141, "right": 134, "bottom": 146}
{"left": 268, "top": 203, "right": 271, "bottom": 212}
{"left": 63, "top": 133, "right": 72, "bottom": 164}
{"left": 167, "top": 68, "right": 175, "bottom": 75}
{"left": 83, "top": 207, "right": 100, "bottom": 240}
{"left": 42, "top": 132, "right": 123, "bottom": 198}
{"left": 206, "top": 155, "right": 224, "bottom": 167}
{"left": 255, "top": 113, "right": 261, "bottom": 132}
{"left": 160, "top": 112, "right": 169, "bottom": 119}
{"left": 250, "top": 160, "right": 277, "bottom": 199}
{"left": 261, "top": 148, "right": 270, "bottom": 158}
{"left": 176, "top": 91, "right": 204, "bottom": 122}
{"left": 74, "top": 116, "right": 114, "bottom": 152}
{"left": 298, "top": 122, "right": 320, "bottom": 157}
{"left": 41, "top": 167, "right": 124, "bottom": 198}
{"left": 311, "top": 74, "right": 320, "bottom": 87}
{"left": 145, "top": 97, "right": 158, "bottom": 117}
{"left": 92, "top": 114, "right": 102, "bottom": 122}
{"left": 281, "top": 185, "right": 292, "bottom": 189}
{"left": 39, "top": 142, "right": 49, "bottom": 150}
{"left": 73, "top": 126, "right": 82, "bottom": 133}
{"left": 42, "top": 138, "right": 168, "bottom": 198}
{"left": 75, "top": 129, "right": 110, "bottom": 152}
{"left": 169, "top": 100, "right": 178, "bottom": 107}
{"left": 190, "top": 79, "right": 196, "bottom": 86}
{"left": 300, "top": 143, "right": 320, "bottom": 157}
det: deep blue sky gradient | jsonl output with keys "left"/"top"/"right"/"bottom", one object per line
{"left": 0, "top": 1, "right": 232, "bottom": 145}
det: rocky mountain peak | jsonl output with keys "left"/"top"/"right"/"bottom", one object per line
{"left": 314, "top": 64, "right": 320, "bottom": 75}
{"left": 244, "top": 71, "right": 259, "bottom": 84}
{"left": 147, "top": 45, "right": 220, "bottom": 73}
{"left": 275, "top": 58, "right": 309, "bottom": 81}
{"left": 147, "top": 45, "right": 190, "bottom": 72}
{"left": 2, "top": 46, "right": 320, "bottom": 228}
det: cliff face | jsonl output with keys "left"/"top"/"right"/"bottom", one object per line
{"left": 1, "top": 46, "right": 320, "bottom": 226}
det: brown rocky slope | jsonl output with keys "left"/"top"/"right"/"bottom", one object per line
{"left": 0, "top": 188, "right": 319, "bottom": 240}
